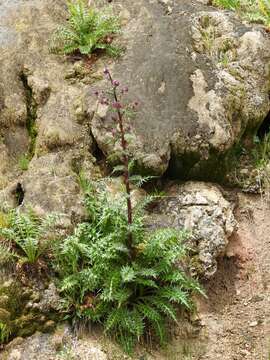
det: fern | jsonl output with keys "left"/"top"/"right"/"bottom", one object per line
{"left": 0, "top": 209, "right": 58, "bottom": 266}
{"left": 0, "top": 322, "right": 11, "bottom": 344}
{"left": 55, "top": 182, "right": 204, "bottom": 353}
{"left": 50, "top": 0, "right": 121, "bottom": 56}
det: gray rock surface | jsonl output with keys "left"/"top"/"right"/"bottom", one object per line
{"left": 149, "top": 182, "right": 237, "bottom": 277}
{"left": 0, "top": 0, "right": 269, "bottom": 216}
{"left": 2, "top": 326, "right": 109, "bottom": 360}
{"left": 0, "top": 0, "right": 98, "bottom": 218}
{"left": 92, "top": 0, "right": 270, "bottom": 177}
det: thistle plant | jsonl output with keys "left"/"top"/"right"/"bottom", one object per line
{"left": 50, "top": 0, "right": 121, "bottom": 56}
{"left": 55, "top": 69, "right": 204, "bottom": 353}
{"left": 95, "top": 68, "right": 140, "bottom": 259}
{"left": 0, "top": 322, "right": 10, "bottom": 345}
{"left": 0, "top": 208, "right": 58, "bottom": 268}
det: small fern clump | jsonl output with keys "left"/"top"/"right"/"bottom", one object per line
{"left": 0, "top": 208, "right": 58, "bottom": 267}
{"left": 50, "top": 0, "right": 121, "bottom": 56}
{"left": 0, "top": 322, "right": 11, "bottom": 345}
{"left": 55, "top": 181, "right": 203, "bottom": 353}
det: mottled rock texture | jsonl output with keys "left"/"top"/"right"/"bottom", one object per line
{"left": 149, "top": 182, "right": 237, "bottom": 277}
{"left": 0, "top": 0, "right": 269, "bottom": 217}
{"left": 2, "top": 325, "right": 109, "bottom": 360}
{"left": 0, "top": 0, "right": 97, "bottom": 219}
{"left": 93, "top": 0, "right": 270, "bottom": 178}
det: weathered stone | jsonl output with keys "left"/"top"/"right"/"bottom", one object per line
{"left": 32, "top": 283, "right": 60, "bottom": 313}
{"left": 2, "top": 328, "right": 109, "bottom": 360}
{"left": 92, "top": 0, "right": 270, "bottom": 178}
{"left": 0, "top": 0, "right": 97, "bottom": 216}
{"left": 0, "top": 149, "right": 98, "bottom": 224}
{"left": 149, "top": 182, "right": 237, "bottom": 277}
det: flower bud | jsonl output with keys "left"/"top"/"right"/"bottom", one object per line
{"left": 112, "top": 80, "right": 120, "bottom": 87}
{"left": 112, "top": 101, "right": 122, "bottom": 109}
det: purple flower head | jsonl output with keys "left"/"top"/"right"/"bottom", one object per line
{"left": 103, "top": 68, "right": 109, "bottom": 75}
{"left": 94, "top": 90, "right": 99, "bottom": 97}
{"left": 100, "top": 98, "right": 109, "bottom": 105}
{"left": 112, "top": 80, "right": 120, "bottom": 87}
{"left": 112, "top": 101, "right": 122, "bottom": 109}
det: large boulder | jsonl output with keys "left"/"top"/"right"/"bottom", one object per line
{"left": 148, "top": 182, "right": 237, "bottom": 277}
{"left": 0, "top": 0, "right": 98, "bottom": 216}
{"left": 0, "top": 0, "right": 269, "bottom": 214}
{"left": 92, "top": 0, "right": 270, "bottom": 178}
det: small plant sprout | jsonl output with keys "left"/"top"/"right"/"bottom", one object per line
{"left": 0, "top": 208, "right": 58, "bottom": 270}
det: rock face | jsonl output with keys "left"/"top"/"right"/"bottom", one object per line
{"left": 0, "top": 0, "right": 269, "bottom": 214}
{"left": 0, "top": 278, "right": 61, "bottom": 340}
{"left": 2, "top": 326, "right": 109, "bottom": 360}
{"left": 149, "top": 182, "right": 237, "bottom": 277}
{"left": 93, "top": 0, "right": 270, "bottom": 178}
{"left": 0, "top": 0, "right": 97, "bottom": 219}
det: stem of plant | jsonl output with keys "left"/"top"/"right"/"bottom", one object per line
{"left": 107, "top": 71, "right": 134, "bottom": 258}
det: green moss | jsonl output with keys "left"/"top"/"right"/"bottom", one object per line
{"left": 20, "top": 73, "right": 38, "bottom": 159}
{"left": 18, "top": 155, "right": 30, "bottom": 171}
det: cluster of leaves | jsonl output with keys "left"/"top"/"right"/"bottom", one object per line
{"left": 54, "top": 180, "right": 203, "bottom": 353}
{"left": 0, "top": 209, "right": 58, "bottom": 267}
{"left": 252, "top": 133, "right": 270, "bottom": 169}
{"left": 0, "top": 322, "right": 10, "bottom": 345}
{"left": 50, "top": 0, "right": 121, "bottom": 56}
{"left": 213, "top": 0, "right": 270, "bottom": 28}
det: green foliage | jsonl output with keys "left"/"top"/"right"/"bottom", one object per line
{"left": 0, "top": 209, "right": 58, "bottom": 266}
{"left": 18, "top": 155, "right": 30, "bottom": 171}
{"left": 50, "top": 0, "right": 121, "bottom": 56}
{"left": 252, "top": 133, "right": 270, "bottom": 168}
{"left": 55, "top": 180, "right": 203, "bottom": 353}
{"left": 213, "top": 0, "right": 270, "bottom": 28}
{"left": 213, "top": 0, "right": 241, "bottom": 10}
{"left": 0, "top": 322, "right": 11, "bottom": 344}
{"left": 257, "top": 0, "right": 270, "bottom": 26}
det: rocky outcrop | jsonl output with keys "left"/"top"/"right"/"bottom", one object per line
{"left": 93, "top": 0, "right": 270, "bottom": 178}
{"left": 0, "top": 0, "right": 269, "bottom": 214}
{"left": 2, "top": 325, "right": 109, "bottom": 360}
{"left": 0, "top": 0, "right": 98, "bottom": 218}
{"left": 0, "top": 278, "right": 61, "bottom": 342}
{"left": 149, "top": 182, "right": 237, "bottom": 277}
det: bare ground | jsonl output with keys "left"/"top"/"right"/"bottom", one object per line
{"left": 194, "top": 193, "right": 270, "bottom": 360}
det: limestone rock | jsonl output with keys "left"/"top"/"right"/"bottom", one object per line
{"left": 2, "top": 328, "right": 109, "bottom": 360}
{"left": 0, "top": 0, "right": 97, "bottom": 215}
{"left": 92, "top": 0, "right": 270, "bottom": 178}
{"left": 149, "top": 182, "right": 237, "bottom": 277}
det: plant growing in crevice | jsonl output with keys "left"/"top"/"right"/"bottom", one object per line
{"left": 0, "top": 208, "right": 58, "bottom": 271}
{"left": 55, "top": 69, "right": 204, "bottom": 353}
{"left": 20, "top": 72, "right": 38, "bottom": 159}
{"left": 0, "top": 322, "right": 11, "bottom": 345}
{"left": 50, "top": 0, "right": 121, "bottom": 57}
{"left": 18, "top": 155, "right": 30, "bottom": 171}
